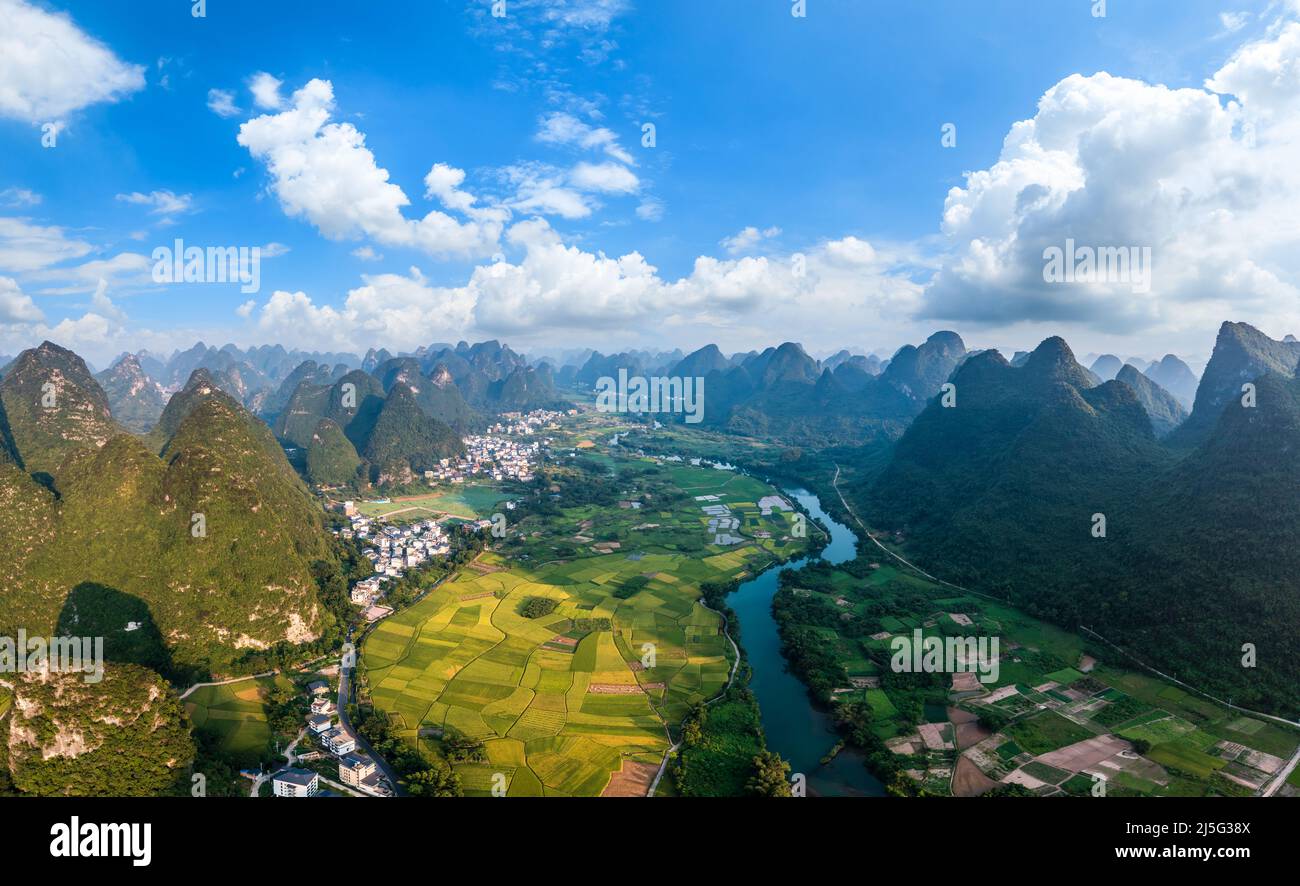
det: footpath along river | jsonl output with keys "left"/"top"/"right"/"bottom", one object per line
{"left": 728, "top": 486, "right": 886, "bottom": 796}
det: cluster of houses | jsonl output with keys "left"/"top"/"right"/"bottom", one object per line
{"left": 272, "top": 681, "right": 390, "bottom": 797}
{"left": 487, "top": 408, "right": 566, "bottom": 436}
{"left": 337, "top": 516, "right": 451, "bottom": 609}
{"left": 421, "top": 435, "right": 541, "bottom": 484}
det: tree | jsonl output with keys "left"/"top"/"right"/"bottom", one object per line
{"left": 746, "top": 751, "right": 793, "bottom": 797}
{"left": 520, "top": 596, "right": 559, "bottom": 619}
{"left": 406, "top": 761, "right": 462, "bottom": 797}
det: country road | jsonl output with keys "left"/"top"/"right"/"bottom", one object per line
{"left": 249, "top": 727, "right": 306, "bottom": 797}
{"left": 337, "top": 641, "right": 404, "bottom": 797}
{"left": 179, "top": 670, "right": 276, "bottom": 701}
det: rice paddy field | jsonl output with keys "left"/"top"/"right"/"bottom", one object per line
{"left": 183, "top": 674, "right": 292, "bottom": 764}
{"left": 361, "top": 459, "right": 809, "bottom": 796}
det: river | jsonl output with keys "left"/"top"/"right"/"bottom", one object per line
{"left": 728, "top": 486, "right": 886, "bottom": 797}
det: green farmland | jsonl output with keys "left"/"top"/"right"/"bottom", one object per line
{"left": 361, "top": 457, "right": 809, "bottom": 795}
{"left": 183, "top": 674, "right": 292, "bottom": 765}
{"left": 355, "top": 482, "right": 508, "bottom": 522}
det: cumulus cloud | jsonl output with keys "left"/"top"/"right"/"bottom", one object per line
{"left": 248, "top": 72, "right": 284, "bottom": 110}
{"left": 535, "top": 111, "right": 634, "bottom": 164}
{"left": 206, "top": 88, "right": 240, "bottom": 118}
{"left": 498, "top": 162, "right": 594, "bottom": 219}
{"left": 920, "top": 14, "right": 1300, "bottom": 342}
{"left": 243, "top": 220, "right": 922, "bottom": 353}
{"left": 236, "top": 78, "right": 504, "bottom": 259}
{"left": 0, "top": 276, "right": 44, "bottom": 323}
{"left": 720, "top": 226, "right": 781, "bottom": 255}
{"left": 570, "top": 161, "right": 639, "bottom": 194}
{"left": 0, "top": 0, "right": 145, "bottom": 123}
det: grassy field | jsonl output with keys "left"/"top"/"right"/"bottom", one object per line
{"left": 183, "top": 674, "right": 292, "bottom": 765}
{"left": 361, "top": 458, "right": 808, "bottom": 796}
{"left": 355, "top": 482, "right": 507, "bottom": 522}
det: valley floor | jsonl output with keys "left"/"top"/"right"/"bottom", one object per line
{"left": 358, "top": 416, "right": 809, "bottom": 795}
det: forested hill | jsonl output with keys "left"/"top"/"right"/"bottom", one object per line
{"left": 862, "top": 332, "right": 1300, "bottom": 715}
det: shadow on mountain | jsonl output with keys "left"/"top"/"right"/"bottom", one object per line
{"left": 0, "top": 392, "right": 19, "bottom": 468}
{"left": 54, "top": 582, "right": 189, "bottom": 682}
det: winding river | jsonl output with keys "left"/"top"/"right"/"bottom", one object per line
{"left": 728, "top": 487, "right": 886, "bottom": 797}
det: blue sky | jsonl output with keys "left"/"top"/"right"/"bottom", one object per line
{"left": 2, "top": 0, "right": 1298, "bottom": 366}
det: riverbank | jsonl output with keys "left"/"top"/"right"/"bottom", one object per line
{"left": 728, "top": 487, "right": 885, "bottom": 797}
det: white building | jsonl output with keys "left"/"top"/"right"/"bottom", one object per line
{"left": 324, "top": 727, "right": 357, "bottom": 756}
{"left": 272, "top": 768, "right": 320, "bottom": 797}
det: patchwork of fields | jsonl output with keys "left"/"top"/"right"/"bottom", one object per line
{"left": 773, "top": 559, "right": 1300, "bottom": 797}
{"left": 361, "top": 461, "right": 807, "bottom": 796}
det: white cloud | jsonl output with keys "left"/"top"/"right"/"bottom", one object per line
{"left": 237, "top": 78, "right": 504, "bottom": 259}
{"left": 235, "top": 299, "right": 255, "bottom": 319}
{"left": 0, "top": 188, "right": 41, "bottom": 208}
{"left": 25, "top": 251, "right": 151, "bottom": 294}
{"left": 720, "top": 226, "right": 781, "bottom": 255}
{"left": 1220, "top": 11, "right": 1250, "bottom": 34}
{"left": 570, "top": 161, "right": 639, "bottom": 193}
{"left": 0, "top": 218, "right": 93, "bottom": 273}
{"left": 535, "top": 111, "right": 634, "bottom": 164}
{"left": 242, "top": 221, "right": 921, "bottom": 353}
{"left": 424, "top": 163, "right": 509, "bottom": 223}
{"left": 89, "top": 278, "right": 125, "bottom": 323}
{"left": 921, "top": 15, "right": 1300, "bottom": 344}
{"left": 248, "top": 72, "right": 284, "bottom": 110}
{"left": 821, "top": 235, "right": 876, "bottom": 266}
{"left": 115, "top": 190, "right": 194, "bottom": 216}
{"left": 261, "top": 242, "right": 291, "bottom": 258}
{"left": 539, "top": 0, "right": 632, "bottom": 29}
{"left": 499, "top": 162, "right": 593, "bottom": 219}
{"left": 0, "top": 0, "right": 145, "bottom": 123}
{"left": 206, "top": 88, "right": 240, "bottom": 118}
{"left": 635, "top": 197, "right": 665, "bottom": 222}
{"left": 0, "top": 276, "right": 43, "bottom": 323}
{"left": 352, "top": 246, "right": 383, "bottom": 261}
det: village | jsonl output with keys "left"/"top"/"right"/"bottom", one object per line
{"left": 486, "top": 408, "right": 567, "bottom": 437}
{"left": 338, "top": 514, "right": 451, "bottom": 614}
{"left": 269, "top": 679, "right": 393, "bottom": 798}
{"left": 270, "top": 412, "right": 566, "bottom": 797}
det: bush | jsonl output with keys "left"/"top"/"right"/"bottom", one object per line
{"left": 520, "top": 597, "right": 559, "bottom": 619}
